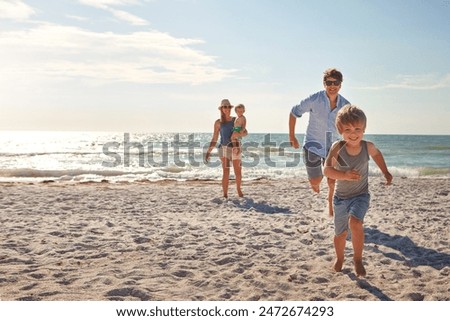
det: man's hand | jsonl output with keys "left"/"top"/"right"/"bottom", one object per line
{"left": 290, "top": 136, "right": 300, "bottom": 149}
{"left": 384, "top": 172, "right": 393, "bottom": 185}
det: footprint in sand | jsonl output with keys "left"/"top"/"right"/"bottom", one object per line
{"left": 407, "top": 292, "right": 425, "bottom": 301}
{"left": 106, "top": 287, "right": 151, "bottom": 301}
{"left": 172, "top": 270, "right": 194, "bottom": 278}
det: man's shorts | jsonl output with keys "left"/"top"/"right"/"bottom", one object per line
{"left": 303, "top": 147, "right": 324, "bottom": 179}
{"left": 333, "top": 193, "right": 370, "bottom": 236}
{"left": 218, "top": 146, "right": 241, "bottom": 160}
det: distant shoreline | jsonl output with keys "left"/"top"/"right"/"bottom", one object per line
{"left": 0, "top": 175, "right": 449, "bottom": 186}
{"left": 1, "top": 130, "right": 449, "bottom": 136}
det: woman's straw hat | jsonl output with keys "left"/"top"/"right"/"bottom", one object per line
{"left": 218, "top": 99, "right": 233, "bottom": 109}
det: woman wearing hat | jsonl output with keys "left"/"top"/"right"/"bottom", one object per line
{"left": 205, "top": 99, "right": 247, "bottom": 198}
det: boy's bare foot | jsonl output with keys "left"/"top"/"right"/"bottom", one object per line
{"left": 237, "top": 189, "right": 244, "bottom": 197}
{"left": 311, "top": 185, "right": 320, "bottom": 193}
{"left": 223, "top": 194, "right": 228, "bottom": 199}
{"left": 333, "top": 259, "right": 344, "bottom": 272}
{"left": 354, "top": 259, "right": 366, "bottom": 277}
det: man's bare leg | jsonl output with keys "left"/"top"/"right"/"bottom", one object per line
{"left": 309, "top": 176, "right": 323, "bottom": 193}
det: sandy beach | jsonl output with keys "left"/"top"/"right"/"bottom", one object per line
{"left": 0, "top": 177, "right": 448, "bottom": 301}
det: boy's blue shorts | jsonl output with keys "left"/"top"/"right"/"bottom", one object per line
{"left": 333, "top": 193, "right": 370, "bottom": 236}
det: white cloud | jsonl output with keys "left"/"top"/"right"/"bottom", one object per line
{"left": 78, "top": 0, "right": 150, "bottom": 25}
{"left": 108, "top": 8, "right": 149, "bottom": 25}
{"left": 0, "top": 23, "right": 236, "bottom": 85}
{"left": 78, "top": 0, "right": 142, "bottom": 7}
{"left": 356, "top": 73, "right": 450, "bottom": 90}
{"left": 66, "top": 14, "right": 89, "bottom": 21}
{"left": 0, "top": 0, "right": 36, "bottom": 21}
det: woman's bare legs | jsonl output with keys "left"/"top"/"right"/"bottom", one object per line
{"left": 220, "top": 157, "right": 230, "bottom": 198}
{"left": 232, "top": 158, "right": 243, "bottom": 197}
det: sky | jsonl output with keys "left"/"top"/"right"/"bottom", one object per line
{"left": 0, "top": 0, "right": 449, "bottom": 134}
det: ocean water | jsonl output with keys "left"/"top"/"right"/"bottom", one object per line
{"left": 0, "top": 131, "right": 448, "bottom": 183}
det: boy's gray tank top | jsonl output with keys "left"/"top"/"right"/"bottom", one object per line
{"left": 335, "top": 140, "right": 369, "bottom": 199}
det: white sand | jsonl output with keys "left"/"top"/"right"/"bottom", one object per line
{"left": 0, "top": 177, "right": 448, "bottom": 301}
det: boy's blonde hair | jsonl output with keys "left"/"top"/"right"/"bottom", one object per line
{"left": 235, "top": 104, "right": 245, "bottom": 112}
{"left": 336, "top": 104, "right": 367, "bottom": 133}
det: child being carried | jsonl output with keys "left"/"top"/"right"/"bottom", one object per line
{"left": 231, "top": 104, "right": 247, "bottom": 156}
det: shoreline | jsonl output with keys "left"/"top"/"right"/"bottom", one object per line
{"left": 0, "top": 177, "right": 449, "bottom": 301}
{"left": 0, "top": 174, "right": 449, "bottom": 186}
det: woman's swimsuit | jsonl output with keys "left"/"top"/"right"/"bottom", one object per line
{"left": 219, "top": 118, "right": 235, "bottom": 147}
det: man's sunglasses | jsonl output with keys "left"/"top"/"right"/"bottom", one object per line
{"left": 325, "top": 80, "right": 341, "bottom": 86}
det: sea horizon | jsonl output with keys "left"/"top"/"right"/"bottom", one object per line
{"left": 0, "top": 131, "right": 448, "bottom": 183}
{"left": 1, "top": 129, "right": 450, "bottom": 135}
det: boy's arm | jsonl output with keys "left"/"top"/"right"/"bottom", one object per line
{"left": 324, "top": 142, "right": 361, "bottom": 181}
{"left": 367, "top": 141, "right": 393, "bottom": 185}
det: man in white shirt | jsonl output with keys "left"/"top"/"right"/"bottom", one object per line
{"left": 289, "top": 68, "right": 350, "bottom": 215}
